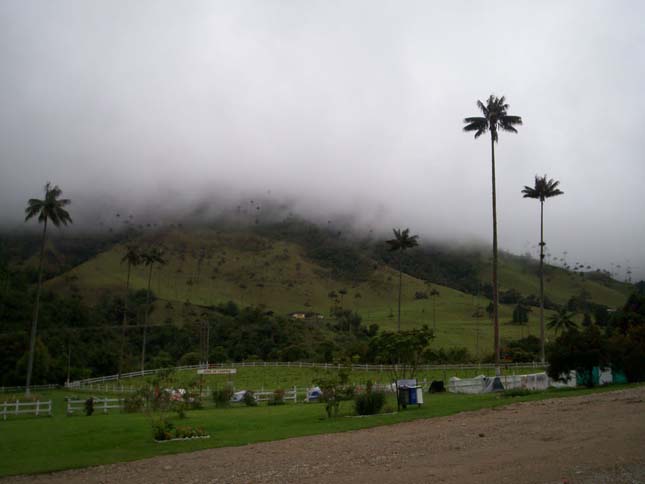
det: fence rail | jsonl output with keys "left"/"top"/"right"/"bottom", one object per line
{"left": 68, "top": 361, "right": 548, "bottom": 387}
{"left": 1, "top": 399, "right": 52, "bottom": 420}
{"left": 66, "top": 397, "right": 124, "bottom": 415}
{"left": 0, "top": 384, "right": 59, "bottom": 393}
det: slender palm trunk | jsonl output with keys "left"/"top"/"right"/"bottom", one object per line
{"left": 539, "top": 200, "right": 545, "bottom": 363}
{"left": 490, "top": 134, "right": 500, "bottom": 372}
{"left": 432, "top": 294, "right": 437, "bottom": 333}
{"left": 119, "top": 262, "right": 132, "bottom": 378}
{"left": 397, "top": 252, "right": 402, "bottom": 332}
{"left": 25, "top": 219, "right": 48, "bottom": 395}
{"left": 141, "top": 263, "right": 153, "bottom": 373}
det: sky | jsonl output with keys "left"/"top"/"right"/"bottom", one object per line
{"left": 1, "top": 1, "right": 644, "bottom": 280}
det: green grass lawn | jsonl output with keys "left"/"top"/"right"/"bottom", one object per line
{"left": 0, "top": 384, "right": 638, "bottom": 478}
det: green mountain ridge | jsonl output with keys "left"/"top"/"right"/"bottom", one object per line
{"left": 38, "top": 220, "right": 632, "bottom": 353}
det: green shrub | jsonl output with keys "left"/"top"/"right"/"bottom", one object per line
{"left": 212, "top": 386, "right": 234, "bottom": 408}
{"left": 124, "top": 391, "right": 146, "bottom": 413}
{"left": 173, "top": 425, "right": 208, "bottom": 439}
{"left": 243, "top": 390, "right": 257, "bottom": 407}
{"left": 354, "top": 382, "right": 386, "bottom": 415}
{"left": 84, "top": 397, "right": 94, "bottom": 416}
{"left": 502, "top": 388, "right": 534, "bottom": 398}
{"left": 151, "top": 417, "right": 174, "bottom": 441}
{"left": 268, "top": 388, "right": 285, "bottom": 406}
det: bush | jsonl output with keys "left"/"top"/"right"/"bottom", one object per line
{"left": 152, "top": 417, "right": 174, "bottom": 441}
{"left": 354, "top": 381, "right": 386, "bottom": 415}
{"left": 212, "top": 386, "right": 234, "bottom": 408}
{"left": 84, "top": 397, "right": 94, "bottom": 416}
{"left": 173, "top": 425, "right": 208, "bottom": 439}
{"left": 124, "top": 390, "right": 146, "bottom": 413}
{"left": 268, "top": 388, "right": 285, "bottom": 406}
{"left": 243, "top": 390, "right": 257, "bottom": 407}
{"left": 502, "top": 388, "right": 534, "bottom": 398}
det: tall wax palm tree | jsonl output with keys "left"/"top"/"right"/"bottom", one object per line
{"left": 140, "top": 247, "right": 166, "bottom": 372}
{"left": 547, "top": 307, "right": 577, "bottom": 335}
{"left": 24, "top": 183, "right": 72, "bottom": 395}
{"left": 463, "top": 95, "right": 522, "bottom": 369}
{"left": 118, "top": 245, "right": 141, "bottom": 378}
{"left": 522, "top": 175, "right": 564, "bottom": 363}
{"left": 386, "top": 228, "right": 419, "bottom": 332}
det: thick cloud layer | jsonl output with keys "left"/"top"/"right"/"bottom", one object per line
{"left": 1, "top": 1, "right": 644, "bottom": 279}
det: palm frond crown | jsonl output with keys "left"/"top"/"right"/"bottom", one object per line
{"left": 386, "top": 228, "right": 419, "bottom": 252}
{"left": 24, "top": 182, "right": 73, "bottom": 227}
{"left": 522, "top": 175, "right": 564, "bottom": 202}
{"left": 463, "top": 94, "right": 523, "bottom": 142}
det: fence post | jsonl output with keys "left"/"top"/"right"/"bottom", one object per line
{"left": 15, "top": 400, "right": 19, "bottom": 416}
{"left": 35, "top": 400, "right": 40, "bottom": 416}
{"left": 2, "top": 402, "right": 6, "bottom": 421}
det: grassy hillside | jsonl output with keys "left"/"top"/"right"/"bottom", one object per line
{"left": 44, "top": 224, "right": 625, "bottom": 355}
{"left": 484, "top": 252, "right": 631, "bottom": 307}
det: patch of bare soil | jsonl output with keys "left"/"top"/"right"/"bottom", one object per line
{"left": 4, "top": 387, "right": 644, "bottom": 484}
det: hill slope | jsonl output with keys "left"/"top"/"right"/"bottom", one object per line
{"left": 44, "top": 223, "right": 633, "bottom": 354}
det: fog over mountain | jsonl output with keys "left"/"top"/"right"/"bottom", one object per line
{"left": 1, "top": 1, "right": 644, "bottom": 279}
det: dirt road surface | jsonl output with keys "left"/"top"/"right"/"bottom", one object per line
{"left": 4, "top": 387, "right": 644, "bottom": 484}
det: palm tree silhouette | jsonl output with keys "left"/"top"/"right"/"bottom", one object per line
{"left": 547, "top": 307, "right": 577, "bottom": 335}
{"left": 522, "top": 175, "right": 564, "bottom": 362}
{"left": 463, "top": 95, "right": 522, "bottom": 368}
{"left": 24, "top": 183, "right": 72, "bottom": 395}
{"left": 386, "top": 228, "right": 419, "bottom": 332}
{"left": 140, "top": 247, "right": 166, "bottom": 372}
{"left": 119, "top": 245, "right": 141, "bottom": 377}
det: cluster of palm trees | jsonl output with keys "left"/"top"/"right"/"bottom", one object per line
{"left": 463, "top": 95, "right": 564, "bottom": 368}
{"left": 22, "top": 183, "right": 168, "bottom": 393}
{"left": 117, "top": 245, "right": 167, "bottom": 376}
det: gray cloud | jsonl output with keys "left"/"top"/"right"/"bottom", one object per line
{"left": 1, "top": 0, "right": 644, "bottom": 279}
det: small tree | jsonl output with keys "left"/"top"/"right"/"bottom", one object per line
{"left": 313, "top": 364, "right": 354, "bottom": 418}
{"left": 547, "top": 325, "right": 608, "bottom": 387}
{"left": 369, "top": 325, "right": 434, "bottom": 410}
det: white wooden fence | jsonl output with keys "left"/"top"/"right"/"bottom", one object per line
{"left": 252, "top": 386, "right": 297, "bottom": 403}
{"left": 68, "top": 361, "right": 548, "bottom": 387}
{"left": 66, "top": 397, "right": 124, "bottom": 416}
{"left": 1, "top": 400, "right": 52, "bottom": 420}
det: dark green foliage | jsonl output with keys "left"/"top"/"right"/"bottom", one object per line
{"left": 501, "top": 335, "right": 541, "bottom": 362}
{"left": 368, "top": 325, "right": 435, "bottom": 379}
{"left": 426, "top": 346, "right": 472, "bottom": 364}
{"left": 547, "top": 325, "right": 609, "bottom": 387}
{"left": 123, "top": 390, "right": 146, "bottom": 413}
{"left": 512, "top": 303, "right": 531, "bottom": 323}
{"left": 151, "top": 417, "right": 174, "bottom": 441}
{"left": 84, "top": 398, "right": 94, "bottom": 416}
{"left": 502, "top": 388, "right": 534, "bottom": 398}
{"left": 212, "top": 386, "right": 234, "bottom": 408}
{"left": 314, "top": 365, "right": 354, "bottom": 418}
{"left": 608, "top": 293, "right": 645, "bottom": 382}
{"left": 268, "top": 388, "right": 285, "bottom": 406}
{"left": 243, "top": 391, "right": 257, "bottom": 407}
{"left": 354, "top": 381, "right": 386, "bottom": 415}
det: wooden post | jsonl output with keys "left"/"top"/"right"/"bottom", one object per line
{"left": 15, "top": 400, "right": 19, "bottom": 416}
{"left": 35, "top": 400, "right": 40, "bottom": 416}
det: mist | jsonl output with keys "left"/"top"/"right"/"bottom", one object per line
{"left": 1, "top": 1, "right": 644, "bottom": 279}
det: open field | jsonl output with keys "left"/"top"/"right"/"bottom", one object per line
{"left": 0, "top": 384, "right": 641, "bottom": 478}
{"left": 1, "top": 384, "right": 643, "bottom": 482}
